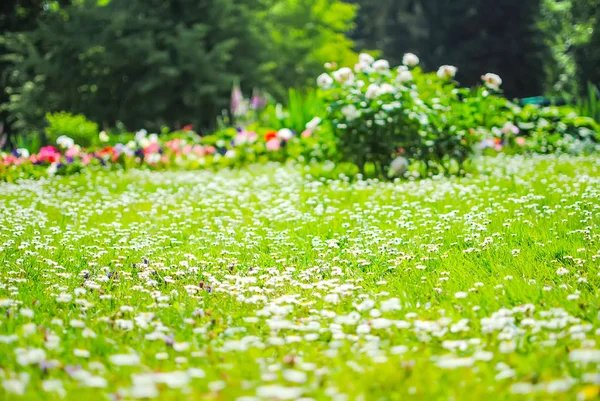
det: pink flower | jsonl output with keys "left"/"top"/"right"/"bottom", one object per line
{"left": 301, "top": 129, "right": 312, "bottom": 138}
{"left": 81, "top": 154, "right": 93, "bottom": 165}
{"left": 266, "top": 138, "right": 281, "bottom": 151}
{"left": 233, "top": 133, "right": 249, "bottom": 146}
{"left": 165, "top": 139, "right": 181, "bottom": 151}
{"left": 182, "top": 145, "right": 193, "bottom": 155}
{"left": 205, "top": 146, "right": 216, "bottom": 155}
{"left": 233, "top": 131, "right": 258, "bottom": 146}
{"left": 143, "top": 142, "right": 161, "bottom": 155}
{"left": 38, "top": 146, "right": 61, "bottom": 163}
{"left": 246, "top": 131, "right": 258, "bottom": 144}
{"left": 3, "top": 155, "right": 16, "bottom": 165}
{"left": 494, "top": 143, "right": 503, "bottom": 152}
{"left": 516, "top": 137, "right": 526, "bottom": 146}
{"left": 231, "top": 82, "right": 244, "bottom": 116}
{"left": 192, "top": 145, "right": 205, "bottom": 157}
{"left": 65, "top": 146, "right": 81, "bottom": 159}
{"left": 502, "top": 122, "right": 519, "bottom": 135}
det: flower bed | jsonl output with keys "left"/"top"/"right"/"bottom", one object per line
{"left": 0, "top": 126, "right": 322, "bottom": 182}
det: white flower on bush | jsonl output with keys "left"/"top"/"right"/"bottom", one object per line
{"left": 56, "top": 135, "right": 75, "bottom": 149}
{"left": 372, "top": 59, "right": 390, "bottom": 72}
{"left": 397, "top": 68, "right": 413, "bottom": 83}
{"left": 16, "top": 148, "right": 29, "bottom": 158}
{"left": 134, "top": 129, "right": 147, "bottom": 142}
{"left": 359, "top": 53, "right": 375, "bottom": 65}
{"left": 382, "top": 101, "right": 401, "bottom": 112}
{"left": 341, "top": 105, "right": 361, "bottom": 121}
{"left": 306, "top": 117, "right": 322, "bottom": 131}
{"left": 333, "top": 67, "right": 354, "bottom": 84}
{"left": 379, "top": 83, "right": 395, "bottom": 95}
{"left": 481, "top": 73, "right": 502, "bottom": 90}
{"left": 277, "top": 128, "right": 293, "bottom": 141}
{"left": 437, "top": 65, "right": 458, "bottom": 80}
{"left": 317, "top": 73, "right": 334, "bottom": 89}
{"left": 354, "top": 62, "right": 372, "bottom": 74}
{"left": 388, "top": 156, "right": 409, "bottom": 178}
{"left": 402, "top": 53, "right": 419, "bottom": 67}
{"left": 99, "top": 131, "right": 109, "bottom": 143}
{"left": 365, "top": 84, "right": 381, "bottom": 99}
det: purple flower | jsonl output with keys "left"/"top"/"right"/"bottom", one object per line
{"left": 251, "top": 88, "right": 267, "bottom": 110}
{"left": 113, "top": 143, "right": 134, "bottom": 157}
{"left": 479, "top": 139, "right": 495, "bottom": 150}
{"left": 231, "top": 82, "right": 244, "bottom": 115}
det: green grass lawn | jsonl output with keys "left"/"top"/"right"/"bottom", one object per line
{"left": 1, "top": 154, "right": 600, "bottom": 400}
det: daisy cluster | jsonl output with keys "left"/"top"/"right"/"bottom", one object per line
{"left": 0, "top": 154, "right": 599, "bottom": 400}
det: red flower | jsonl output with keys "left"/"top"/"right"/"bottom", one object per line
{"left": 182, "top": 124, "right": 194, "bottom": 132}
{"left": 98, "top": 146, "right": 115, "bottom": 155}
{"left": 264, "top": 131, "right": 277, "bottom": 141}
{"left": 37, "top": 146, "right": 61, "bottom": 163}
{"left": 96, "top": 146, "right": 118, "bottom": 161}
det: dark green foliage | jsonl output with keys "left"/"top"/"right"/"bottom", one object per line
{"left": 0, "top": 1, "right": 71, "bottom": 147}
{"left": 348, "top": 0, "right": 550, "bottom": 98}
{"left": 4, "top": 0, "right": 272, "bottom": 133}
{"left": 576, "top": 83, "right": 600, "bottom": 123}
{"left": 572, "top": 0, "right": 600, "bottom": 90}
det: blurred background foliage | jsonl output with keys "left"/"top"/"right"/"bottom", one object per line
{"left": 0, "top": 0, "right": 599, "bottom": 141}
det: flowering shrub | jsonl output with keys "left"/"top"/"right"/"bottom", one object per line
{"left": 318, "top": 53, "right": 503, "bottom": 176}
{"left": 318, "top": 54, "right": 600, "bottom": 176}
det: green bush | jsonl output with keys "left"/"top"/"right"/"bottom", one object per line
{"left": 478, "top": 102, "right": 599, "bottom": 155}
{"left": 45, "top": 112, "right": 99, "bottom": 148}
{"left": 515, "top": 104, "right": 599, "bottom": 153}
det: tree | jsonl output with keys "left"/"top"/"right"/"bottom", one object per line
{"left": 348, "top": 0, "right": 550, "bottom": 98}
{"left": 0, "top": 1, "right": 71, "bottom": 147}
{"left": 3, "top": 0, "right": 274, "bottom": 132}
{"left": 538, "top": 0, "right": 598, "bottom": 95}
{"left": 571, "top": 0, "right": 600, "bottom": 90}
{"left": 265, "top": 0, "right": 357, "bottom": 98}
{"left": 2, "top": 0, "right": 357, "bottom": 137}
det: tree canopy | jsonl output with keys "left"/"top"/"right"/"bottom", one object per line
{"left": 1, "top": 0, "right": 356, "bottom": 134}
